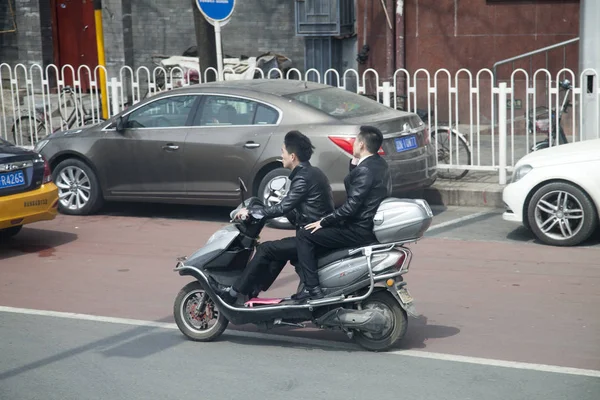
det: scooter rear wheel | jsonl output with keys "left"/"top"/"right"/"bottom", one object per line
{"left": 353, "top": 291, "right": 408, "bottom": 352}
{"left": 174, "top": 281, "right": 229, "bottom": 342}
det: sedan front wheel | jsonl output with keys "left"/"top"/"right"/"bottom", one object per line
{"left": 53, "top": 159, "right": 104, "bottom": 215}
{"left": 527, "top": 182, "right": 598, "bottom": 246}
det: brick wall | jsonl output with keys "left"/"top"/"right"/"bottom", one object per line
{"left": 101, "top": 0, "right": 127, "bottom": 77}
{"left": 0, "top": 0, "right": 43, "bottom": 68}
{"left": 128, "top": 0, "right": 304, "bottom": 72}
{"left": 0, "top": 0, "right": 18, "bottom": 67}
{"left": 221, "top": 1, "right": 304, "bottom": 68}
{"left": 0, "top": 0, "right": 306, "bottom": 80}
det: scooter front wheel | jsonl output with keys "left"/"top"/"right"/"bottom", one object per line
{"left": 353, "top": 291, "right": 408, "bottom": 352}
{"left": 174, "top": 281, "right": 229, "bottom": 342}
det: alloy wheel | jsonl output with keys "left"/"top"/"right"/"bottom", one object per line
{"left": 55, "top": 166, "right": 92, "bottom": 211}
{"left": 534, "top": 190, "right": 585, "bottom": 241}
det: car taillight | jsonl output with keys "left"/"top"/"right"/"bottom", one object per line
{"left": 43, "top": 159, "right": 52, "bottom": 184}
{"left": 328, "top": 136, "right": 385, "bottom": 155}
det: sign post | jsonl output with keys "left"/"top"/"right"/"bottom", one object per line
{"left": 195, "top": 0, "right": 235, "bottom": 81}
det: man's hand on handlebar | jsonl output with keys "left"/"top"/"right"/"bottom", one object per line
{"left": 234, "top": 207, "right": 250, "bottom": 221}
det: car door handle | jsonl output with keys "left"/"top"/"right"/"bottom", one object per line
{"left": 162, "top": 144, "right": 179, "bottom": 151}
{"left": 244, "top": 142, "right": 260, "bottom": 149}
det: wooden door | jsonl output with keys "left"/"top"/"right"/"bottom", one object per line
{"left": 52, "top": 0, "right": 98, "bottom": 91}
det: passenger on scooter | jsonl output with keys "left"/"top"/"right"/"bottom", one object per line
{"left": 210, "top": 130, "right": 335, "bottom": 304}
{"left": 293, "top": 125, "right": 392, "bottom": 301}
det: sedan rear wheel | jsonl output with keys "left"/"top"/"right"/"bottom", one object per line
{"left": 53, "top": 159, "right": 104, "bottom": 215}
{"left": 527, "top": 182, "right": 598, "bottom": 246}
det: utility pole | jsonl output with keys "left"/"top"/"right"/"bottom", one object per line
{"left": 579, "top": 0, "right": 600, "bottom": 140}
{"left": 192, "top": 0, "right": 218, "bottom": 82}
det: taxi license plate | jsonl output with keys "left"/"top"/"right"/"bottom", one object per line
{"left": 0, "top": 170, "right": 26, "bottom": 189}
{"left": 397, "top": 287, "right": 414, "bottom": 304}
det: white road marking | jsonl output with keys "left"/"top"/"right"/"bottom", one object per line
{"left": 427, "top": 211, "right": 493, "bottom": 232}
{"left": 1, "top": 306, "right": 599, "bottom": 378}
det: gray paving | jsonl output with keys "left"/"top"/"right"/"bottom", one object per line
{"left": 1, "top": 313, "right": 598, "bottom": 400}
{"left": 427, "top": 207, "right": 600, "bottom": 248}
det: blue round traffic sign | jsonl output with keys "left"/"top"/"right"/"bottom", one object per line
{"left": 196, "top": 0, "right": 235, "bottom": 22}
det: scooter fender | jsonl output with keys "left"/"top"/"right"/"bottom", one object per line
{"left": 175, "top": 263, "right": 238, "bottom": 320}
{"left": 386, "top": 284, "right": 419, "bottom": 318}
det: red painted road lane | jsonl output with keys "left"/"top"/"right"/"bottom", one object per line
{"left": 1, "top": 214, "right": 599, "bottom": 370}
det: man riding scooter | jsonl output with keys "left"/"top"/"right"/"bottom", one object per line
{"left": 210, "top": 130, "right": 334, "bottom": 304}
{"left": 294, "top": 125, "right": 392, "bottom": 301}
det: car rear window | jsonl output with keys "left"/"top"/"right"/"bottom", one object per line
{"left": 284, "top": 87, "right": 391, "bottom": 119}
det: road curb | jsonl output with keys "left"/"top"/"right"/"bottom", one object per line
{"left": 423, "top": 181, "right": 505, "bottom": 208}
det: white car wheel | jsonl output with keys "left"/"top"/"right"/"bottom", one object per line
{"left": 527, "top": 182, "right": 598, "bottom": 246}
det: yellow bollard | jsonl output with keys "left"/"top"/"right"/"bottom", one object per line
{"left": 94, "top": 0, "right": 108, "bottom": 119}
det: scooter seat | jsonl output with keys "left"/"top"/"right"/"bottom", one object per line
{"left": 317, "top": 243, "right": 376, "bottom": 268}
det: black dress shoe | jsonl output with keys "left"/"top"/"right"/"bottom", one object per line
{"left": 291, "top": 286, "right": 324, "bottom": 301}
{"left": 208, "top": 277, "right": 237, "bottom": 305}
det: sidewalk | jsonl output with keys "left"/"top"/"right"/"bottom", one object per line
{"left": 423, "top": 171, "right": 505, "bottom": 209}
{"left": 420, "top": 134, "right": 543, "bottom": 209}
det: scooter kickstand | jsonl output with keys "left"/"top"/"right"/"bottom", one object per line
{"left": 274, "top": 318, "right": 305, "bottom": 328}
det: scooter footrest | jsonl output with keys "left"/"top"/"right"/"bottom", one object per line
{"left": 244, "top": 297, "right": 283, "bottom": 307}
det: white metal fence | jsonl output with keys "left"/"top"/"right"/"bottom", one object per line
{"left": 1, "top": 62, "right": 598, "bottom": 184}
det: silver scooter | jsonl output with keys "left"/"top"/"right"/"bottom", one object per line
{"left": 172, "top": 177, "right": 432, "bottom": 351}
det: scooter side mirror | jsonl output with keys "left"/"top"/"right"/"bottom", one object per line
{"left": 238, "top": 177, "right": 248, "bottom": 193}
{"left": 238, "top": 177, "right": 248, "bottom": 202}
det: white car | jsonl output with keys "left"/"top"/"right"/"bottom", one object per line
{"left": 502, "top": 138, "right": 600, "bottom": 246}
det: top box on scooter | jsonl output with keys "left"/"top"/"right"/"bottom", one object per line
{"left": 372, "top": 198, "right": 433, "bottom": 244}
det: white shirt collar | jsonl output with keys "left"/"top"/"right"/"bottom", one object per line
{"left": 357, "top": 154, "right": 373, "bottom": 165}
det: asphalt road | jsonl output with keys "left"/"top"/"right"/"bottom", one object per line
{"left": 1, "top": 202, "right": 599, "bottom": 399}
{"left": 1, "top": 313, "right": 599, "bottom": 400}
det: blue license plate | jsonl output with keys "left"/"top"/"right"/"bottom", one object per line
{"left": 0, "top": 170, "right": 26, "bottom": 189}
{"left": 395, "top": 135, "right": 418, "bottom": 153}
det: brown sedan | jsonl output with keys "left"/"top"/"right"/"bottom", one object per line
{"left": 35, "top": 79, "right": 437, "bottom": 227}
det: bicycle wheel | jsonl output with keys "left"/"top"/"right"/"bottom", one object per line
{"left": 11, "top": 116, "right": 47, "bottom": 147}
{"left": 433, "top": 128, "right": 471, "bottom": 180}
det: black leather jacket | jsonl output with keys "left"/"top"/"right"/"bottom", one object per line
{"left": 249, "top": 162, "right": 334, "bottom": 228}
{"left": 321, "top": 155, "right": 392, "bottom": 231}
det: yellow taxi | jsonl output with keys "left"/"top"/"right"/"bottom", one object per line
{"left": 0, "top": 138, "right": 59, "bottom": 240}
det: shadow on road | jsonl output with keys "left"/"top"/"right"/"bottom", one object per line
{"left": 97, "top": 202, "right": 232, "bottom": 223}
{"left": 0, "top": 323, "right": 179, "bottom": 382}
{"left": 395, "top": 315, "right": 461, "bottom": 350}
{"left": 0, "top": 228, "right": 78, "bottom": 261}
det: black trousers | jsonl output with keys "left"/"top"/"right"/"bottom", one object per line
{"left": 233, "top": 237, "right": 299, "bottom": 295}
{"left": 296, "top": 226, "right": 376, "bottom": 288}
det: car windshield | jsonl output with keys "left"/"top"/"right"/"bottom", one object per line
{"left": 284, "top": 87, "right": 391, "bottom": 119}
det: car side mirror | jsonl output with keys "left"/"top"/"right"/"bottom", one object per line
{"left": 115, "top": 115, "right": 125, "bottom": 132}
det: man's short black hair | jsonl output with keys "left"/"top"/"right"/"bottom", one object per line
{"left": 358, "top": 125, "right": 384, "bottom": 154}
{"left": 284, "top": 130, "right": 315, "bottom": 162}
